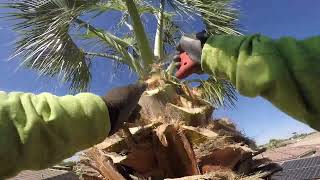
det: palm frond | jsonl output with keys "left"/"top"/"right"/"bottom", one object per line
{"left": 79, "top": 21, "right": 135, "bottom": 50}
{"left": 89, "top": 0, "right": 127, "bottom": 16}
{"left": 77, "top": 19, "right": 145, "bottom": 77}
{"left": 199, "top": 78, "right": 238, "bottom": 109}
{"left": 91, "top": 0, "right": 160, "bottom": 15}
{"left": 5, "top": 0, "right": 98, "bottom": 92}
{"left": 162, "top": 14, "right": 182, "bottom": 48}
{"left": 167, "top": 0, "right": 241, "bottom": 35}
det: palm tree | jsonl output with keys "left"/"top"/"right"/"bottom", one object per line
{"left": 3, "top": 0, "right": 239, "bottom": 98}
{"left": 4, "top": 0, "right": 239, "bottom": 131}
{"left": 2, "top": 1, "right": 279, "bottom": 180}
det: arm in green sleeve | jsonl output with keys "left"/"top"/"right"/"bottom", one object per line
{"left": 201, "top": 34, "right": 320, "bottom": 130}
{"left": 0, "top": 92, "right": 111, "bottom": 178}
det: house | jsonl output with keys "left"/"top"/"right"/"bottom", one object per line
{"left": 256, "top": 132, "right": 320, "bottom": 179}
{"left": 272, "top": 156, "right": 320, "bottom": 179}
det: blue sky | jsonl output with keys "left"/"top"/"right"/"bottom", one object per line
{"left": 0, "top": 0, "right": 318, "bottom": 145}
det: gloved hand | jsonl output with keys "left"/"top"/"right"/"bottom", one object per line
{"left": 102, "top": 83, "right": 147, "bottom": 135}
{"left": 174, "top": 31, "right": 209, "bottom": 79}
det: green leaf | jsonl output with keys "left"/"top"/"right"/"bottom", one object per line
{"left": 197, "top": 78, "right": 238, "bottom": 109}
{"left": 88, "top": 0, "right": 127, "bottom": 17}
{"left": 167, "top": 0, "right": 241, "bottom": 35}
{"left": 162, "top": 14, "right": 182, "bottom": 47}
{"left": 80, "top": 24, "right": 135, "bottom": 49}
{"left": 5, "top": 0, "right": 98, "bottom": 92}
{"left": 77, "top": 19, "right": 145, "bottom": 77}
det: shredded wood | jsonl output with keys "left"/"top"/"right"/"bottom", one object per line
{"left": 78, "top": 87, "right": 278, "bottom": 180}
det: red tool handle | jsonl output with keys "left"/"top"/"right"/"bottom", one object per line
{"left": 175, "top": 52, "right": 197, "bottom": 79}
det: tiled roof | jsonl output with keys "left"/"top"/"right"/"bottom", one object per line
{"left": 8, "top": 169, "right": 79, "bottom": 180}
{"left": 256, "top": 145, "right": 320, "bottom": 163}
{"left": 256, "top": 132, "right": 320, "bottom": 163}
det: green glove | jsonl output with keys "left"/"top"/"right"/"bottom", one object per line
{"left": 102, "top": 83, "right": 147, "bottom": 135}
